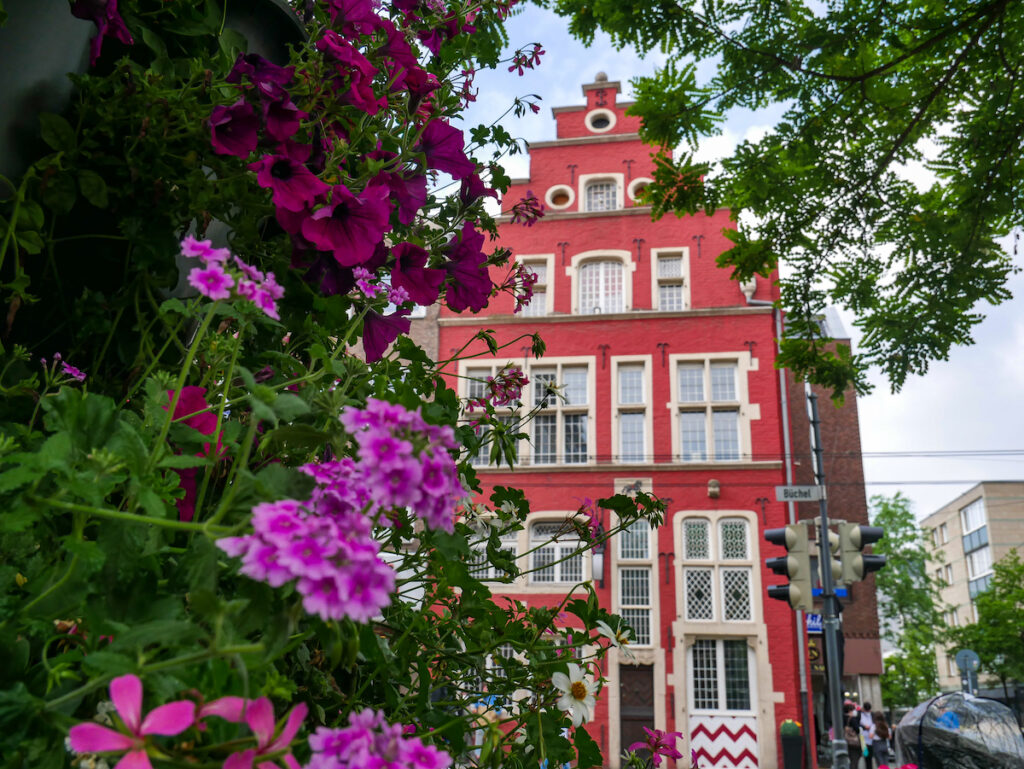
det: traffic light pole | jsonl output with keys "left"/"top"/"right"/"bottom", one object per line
{"left": 807, "top": 390, "right": 850, "bottom": 769}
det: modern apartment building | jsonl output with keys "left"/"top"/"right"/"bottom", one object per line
{"left": 922, "top": 481, "right": 1024, "bottom": 691}
{"left": 436, "top": 74, "right": 881, "bottom": 769}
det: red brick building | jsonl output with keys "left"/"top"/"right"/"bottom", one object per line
{"left": 437, "top": 74, "right": 881, "bottom": 769}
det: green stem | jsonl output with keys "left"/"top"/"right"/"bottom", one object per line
{"left": 193, "top": 327, "right": 243, "bottom": 519}
{"left": 120, "top": 310, "right": 191, "bottom": 407}
{"left": 32, "top": 495, "right": 232, "bottom": 534}
{"left": 148, "top": 302, "right": 220, "bottom": 473}
{"left": 0, "top": 174, "right": 28, "bottom": 276}
{"left": 203, "top": 414, "right": 259, "bottom": 530}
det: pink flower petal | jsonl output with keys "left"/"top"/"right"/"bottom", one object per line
{"left": 68, "top": 723, "right": 136, "bottom": 753}
{"left": 114, "top": 750, "right": 154, "bottom": 769}
{"left": 265, "top": 702, "right": 308, "bottom": 753}
{"left": 244, "top": 698, "right": 276, "bottom": 748}
{"left": 140, "top": 700, "right": 195, "bottom": 736}
{"left": 110, "top": 674, "right": 144, "bottom": 734}
{"left": 200, "top": 696, "right": 249, "bottom": 723}
{"left": 225, "top": 749, "right": 256, "bottom": 769}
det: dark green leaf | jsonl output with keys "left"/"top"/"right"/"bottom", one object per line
{"left": 38, "top": 113, "right": 75, "bottom": 152}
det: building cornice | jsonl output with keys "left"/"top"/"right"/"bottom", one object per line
{"left": 438, "top": 305, "right": 774, "bottom": 327}
{"left": 527, "top": 133, "right": 643, "bottom": 149}
{"left": 496, "top": 206, "right": 655, "bottom": 223}
{"left": 471, "top": 460, "right": 784, "bottom": 474}
{"left": 551, "top": 100, "right": 636, "bottom": 116}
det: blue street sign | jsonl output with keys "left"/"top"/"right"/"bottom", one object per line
{"left": 806, "top": 613, "right": 823, "bottom": 633}
{"left": 811, "top": 587, "right": 848, "bottom": 598}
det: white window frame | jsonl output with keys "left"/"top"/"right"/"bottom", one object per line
{"left": 468, "top": 525, "right": 519, "bottom": 582}
{"left": 612, "top": 356, "right": 653, "bottom": 464}
{"left": 578, "top": 260, "right": 625, "bottom": 315}
{"left": 529, "top": 519, "right": 588, "bottom": 585}
{"left": 945, "top": 564, "right": 954, "bottom": 584}
{"left": 679, "top": 515, "right": 754, "bottom": 624}
{"left": 667, "top": 353, "right": 756, "bottom": 463}
{"left": 578, "top": 172, "right": 624, "bottom": 212}
{"left": 966, "top": 545, "right": 993, "bottom": 580}
{"left": 524, "top": 357, "right": 595, "bottom": 466}
{"left": 687, "top": 638, "right": 756, "bottom": 715}
{"left": 960, "top": 499, "right": 986, "bottom": 534}
{"left": 614, "top": 515, "right": 655, "bottom": 648}
{"left": 650, "top": 247, "right": 691, "bottom": 312}
{"left": 567, "top": 250, "right": 635, "bottom": 315}
{"left": 939, "top": 522, "right": 949, "bottom": 543}
{"left": 459, "top": 361, "right": 523, "bottom": 467}
{"left": 517, "top": 253, "right": 555, "bottom": 317}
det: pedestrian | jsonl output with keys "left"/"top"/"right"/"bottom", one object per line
{"left": 860, "top": 702, "right": 875, "bottom": 769}
{"left": 843, "top": 703, "right": 861, "bottom": 764}
{"left": 871, "top": 711, "right": 892, "bottom": 766}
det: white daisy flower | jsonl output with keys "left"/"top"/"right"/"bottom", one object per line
{"left": 551, "top": 663, "right": 598, "bottom": 727}
{"left": 595, "top": 620, "right": 637, "bottom": 662}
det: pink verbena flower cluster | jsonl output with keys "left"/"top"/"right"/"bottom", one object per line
{"left": 181, "top": 236, "right": 284, "bottom": 320}
{"left": 510, "top": 190, "right": 545, "bottom": 227}
{"left": 305, "top": 709, "right": 451, "bottom": 769}
{"left": 468, "top": 366, "right": 529, "bottom": 409}
{"left": 218, "top": 399, "right": 463, "bottom": 621}
{"left": 340, "top": 398, "right": 463, "bottom": 532}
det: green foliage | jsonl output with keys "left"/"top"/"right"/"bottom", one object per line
{"left": 544, "top": 0, "right": 1024, "bottom": 397}
{"left": 869, "top": 493, "right": 943, "bottom": 706}
{"left": 946, "top": 550, "right": 1024, "bottom": 691}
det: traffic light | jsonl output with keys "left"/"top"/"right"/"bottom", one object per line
{"left": 838, "top": 523, "right": 886, "bottom": 583}
{"left": 764, "top": 522, "right": 813, "bottom": 612}
{"left": 824, "top": 527, "right": 842, "bottom": 584}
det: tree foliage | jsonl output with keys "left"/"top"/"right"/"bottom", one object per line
{"left": 542, "top": 0, "right": 1023, "bottom": 396}
{"left": 870, "top": 493, "right": 943, "bottom": 706}
{"left": 946, "top": 550, "right": 1024, "bottom": 694}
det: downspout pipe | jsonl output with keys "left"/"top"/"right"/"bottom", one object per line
{"left": 747, "top": 293, "right": 815, "bottom": 769}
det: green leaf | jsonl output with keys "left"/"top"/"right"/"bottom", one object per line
{"left": 38, "top": 113, "right": 76, "bottom": 152}
{"left": 81, "top": 651, "right": 136, "bottom": 676}
{"left": 157, "top": 454, "right": 210, "bottom": 469}
{"left": 574, "top": 725, "right": 604, "bottom": 769}
{"left": 41, "top": 172, "right": 77, "bottom": 214}
{"left": 273, "top": 393, "right": 311, "bottom": 421}
{"left": 78, "top": 170, "right": 109, "bottom": 209}
{"left": 14, "top": 230, "right": 43, "bottom": 254}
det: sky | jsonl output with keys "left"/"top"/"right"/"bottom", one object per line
{"left": 460, "top": 4, "right": 1024, "bottom": 522}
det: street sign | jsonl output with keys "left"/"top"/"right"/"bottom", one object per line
{"left": 775, "top": 485, "right": 824, "bottom": 502}
{"left": 806, "top": 613, "right": 823, "bottom": 633}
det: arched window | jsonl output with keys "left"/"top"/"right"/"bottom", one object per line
{"left": 681, "top": 516, "right": 752, "bottom": 622}
{"left": 530, "top": 521, "right": 586, "bottom": 584}
{"left": 579, "top": 260, "right": 623, "bottom": 314}
{"left": 584, "top": 179, "right": 617, "bottom": 211}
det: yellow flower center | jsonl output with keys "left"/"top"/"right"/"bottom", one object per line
{"left": 570, "top": 681, "right": 588, "bottom": 700}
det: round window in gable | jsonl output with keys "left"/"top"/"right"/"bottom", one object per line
{"left": 545, "top": 184, "right": 575, "bottom": 210}
{"left": 628, "top": 177, "right": 654, "bottom": 203}
{"left": 584, "top": 108, "right": 616, "bottom": 134}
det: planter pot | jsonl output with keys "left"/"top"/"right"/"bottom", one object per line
{"left": 781, "top": 733, "right": 804, "bottom": 769}
{"left": 0, "top": 0, "right": 306, "bottom": 189}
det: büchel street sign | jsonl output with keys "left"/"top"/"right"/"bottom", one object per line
{"left": 775, "top": 485, "right": 825, "bottom": 502}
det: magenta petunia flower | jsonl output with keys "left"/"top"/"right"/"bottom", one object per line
{"left": 250, "top": 155, "right": 330, "bottom": 213}
{"left": 443, "top": 222, "right": 492, "bottom": 313}
{"left": 301, "top": 183, "right": 392, "bottom": 267}
{"left": 373, "top": 170, "right": 427, "bottom": 225}
{"left": 188, "top": 264, "right": 234, "bottom": 300}
{"left": 263, "top": 98, "right": 307, "bottom": 142}
{"left": 68, "top": 674, "right": 195, "bottom": 769}
{"left": 418, "top": 120, "right": 476, "bottom": 180}
{"left": 391, "top": 243, "right": 445, "bottom": 307}
{"left": 316, "top": 31, "right": 386, "bottom": 116}
{"left": 71, "top": 0, "right": 134, "bottom": 66}
{"left": 210, "top": 98, "right": 259, "bottom": 158}
{"left": 326, "top": 0, "right": 383, "bottom": 34}
{"left": 459, "top": 173, "right": 498, "bottom": 205}
{"left": 362, "top": 308, "right": 410, "bottom": 362}
{"left": 226, "top": 53, "right": 295, "bottom": 88}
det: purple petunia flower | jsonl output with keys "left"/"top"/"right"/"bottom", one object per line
{"left": 373, "top": 170, "right": 427, "bottom": 226}
{"left": 301, "top": 183, "right": 392, "bottom": 267}
{"left": 70, "top": 0, "right": 134, "bottom": 66}
{"left": 326, "top": 0, "right": 383, "bottom": 34}
{"left": 250, "top": 154, "right": 331, "bottom": 213}
{"left": 263, "top": 98, "right": 307, "bottom": 142}
{"left": 362, "top": 308, "right": 410, "bottom": 363}
{"left": 226, "top": 53, "right": 295, "bottom": 88}
{"left": 188, "top": 264, "right": 235, "bottom": 300}
{"left": 209, "top": 98, "right": 259, "bottom": 158}
{"left": 316, "top": 31, "right": 387, "bottom": 116}
{"left": 391, "top": 243, "right": 445, "bottom": 307}
{"left": 443, "top": 222, "right": 492, "bottom": 313}
{"left": 459, "top": 173, "right": 498, "bottom": 205}
{"left": 418, "top": 120, "right": 476, "bottom": 180}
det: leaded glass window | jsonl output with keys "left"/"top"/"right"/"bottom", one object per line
{"left": 579, "top": 260, "right": 624, "bottom": 314}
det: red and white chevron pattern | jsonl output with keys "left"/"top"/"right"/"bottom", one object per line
{"left": 689, "top": 715, "right": 759, "bottom": 769}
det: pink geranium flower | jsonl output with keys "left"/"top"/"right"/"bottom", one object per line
{"left": 221, "top": 697, "right": 308, "bottom": 769}
{"left": 68, "top": 674, "right": 195, "bottom": 769}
